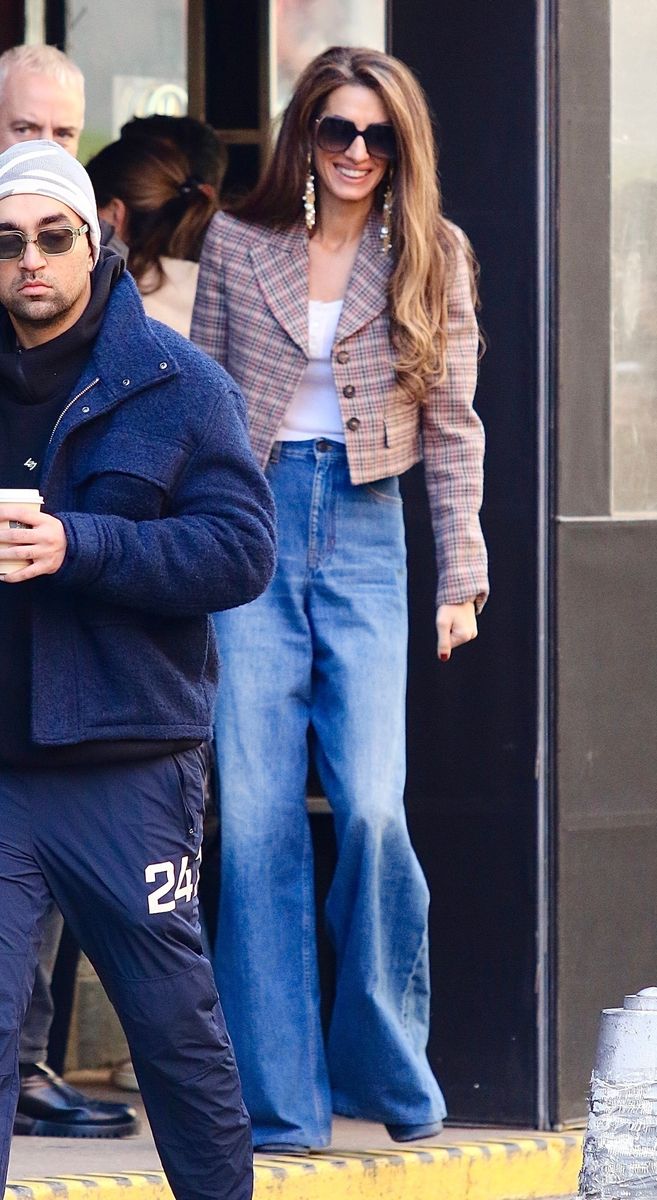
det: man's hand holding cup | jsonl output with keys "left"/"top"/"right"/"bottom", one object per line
{"left": 0, "top": 489, "right": 66, "bottom": 581}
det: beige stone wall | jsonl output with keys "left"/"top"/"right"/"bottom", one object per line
{"left": 64, "top": 954, "right": 129, "bottom": 1071}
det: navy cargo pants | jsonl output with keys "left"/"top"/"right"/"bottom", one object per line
{"left": 0, "top": 749, "right": 252, "bottom": 1200}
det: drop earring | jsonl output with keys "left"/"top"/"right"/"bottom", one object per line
{"left": 304, "top": 153, "right": 316, "bottom": 233}
{"left": 380, "top": 174, "right": 393, "bottom": 253}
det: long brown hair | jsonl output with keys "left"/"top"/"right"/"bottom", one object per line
{"left": 87, "top": 137, "right": 220, "bottom": 292}
{"left": 232, "top": 45, "right": 479, "bottom": 401}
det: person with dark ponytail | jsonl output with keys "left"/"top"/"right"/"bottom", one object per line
{"left": 87, "top": 128, "right": 223, "bottom": 336}
{"left": 86, "top": 123, "right": 227, "bottom": 1099}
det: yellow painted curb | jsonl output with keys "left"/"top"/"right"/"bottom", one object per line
{"left": 6, "top": 1134, "right": 583, "bottom": 1200}
{"left": 254, "top": 1136, "right": 583, "bottom": 1199}
{"left": 5, "top": 1174, "right": 172, "bottom": 1200}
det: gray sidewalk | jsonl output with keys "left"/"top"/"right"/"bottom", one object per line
{"left": 7, "top": 1077, "right": 582, "bottom": 1200}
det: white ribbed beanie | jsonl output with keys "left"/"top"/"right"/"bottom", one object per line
{"left": 0, "top": 139, "right": 101, "bottom": 265}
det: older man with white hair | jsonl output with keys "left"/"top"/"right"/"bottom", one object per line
{"left": 0, "top": 43, "right": 85, "bottom": 154}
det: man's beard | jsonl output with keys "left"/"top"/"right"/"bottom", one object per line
{"left": 7, "top": 296, "right": 67, "bottom": 325}
{"left": 1, "top": 273, "right": 87, "bottom": 336}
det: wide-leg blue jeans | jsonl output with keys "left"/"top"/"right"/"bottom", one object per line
{"left": 213, "top": 439, "right": 445, "bottom": 1147}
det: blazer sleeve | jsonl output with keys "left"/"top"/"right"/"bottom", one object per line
{"left": 191, "top": 214, "right": 228, "bottom": 365}
{"left": 421, "top": 234, "right": 489, "bottom": 612}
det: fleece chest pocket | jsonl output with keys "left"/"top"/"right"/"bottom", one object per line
{"left": 73, "top": 433, "right": 188, "bottom": 519}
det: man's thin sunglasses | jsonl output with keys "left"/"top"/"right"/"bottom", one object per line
{"left": 0, "top": 224, "right": 89, "bottom": 261}
{"left": 315, "top": 116, "right": 396, "bottom": 161}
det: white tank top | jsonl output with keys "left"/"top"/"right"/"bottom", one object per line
{"left": 277, "top": 299, "right": 346, "bottom": 442}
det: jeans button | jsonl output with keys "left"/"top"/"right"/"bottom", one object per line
{"left": 316, "top": 439, "right": 330, "bottom": 452}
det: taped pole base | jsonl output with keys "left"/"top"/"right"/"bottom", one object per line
{"left": 579, "top": 987, "right": 657, "bottom": 1198}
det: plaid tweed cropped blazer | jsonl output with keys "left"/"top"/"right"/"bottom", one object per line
{"left": 191, "top": 210, "right": 488, "bottom": 610}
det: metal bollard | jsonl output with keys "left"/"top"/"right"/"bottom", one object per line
{"left": 579, "top": 987, "right": 657, "bottom": 1198}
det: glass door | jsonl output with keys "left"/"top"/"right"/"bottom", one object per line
{"left": 64, "top": 0, "right": 188, "bottom": 160}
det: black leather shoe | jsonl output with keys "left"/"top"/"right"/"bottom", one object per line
{"left": 14, "top": 1062, "right": 139, "bottom": 1138}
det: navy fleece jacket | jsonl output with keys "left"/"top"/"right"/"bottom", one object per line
{"left": 23, "top": 270, "right": 276, "bottom": 748}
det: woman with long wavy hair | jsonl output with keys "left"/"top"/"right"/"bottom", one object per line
{"left": 192, "top": 44, "right": 488, "bottom": 1153}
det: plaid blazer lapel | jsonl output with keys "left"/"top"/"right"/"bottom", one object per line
{"left": 249, "top": 224, "right": 309, "bottom": 354}
{"left": 336, "top": 213, "right": 392, "bottom": 342}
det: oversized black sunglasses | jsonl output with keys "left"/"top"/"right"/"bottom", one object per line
{"left": 0, "top": 223, "right": 89, "bottom": 261}
{"left": 315, "top": 115, "right": 396, "bottom": 161}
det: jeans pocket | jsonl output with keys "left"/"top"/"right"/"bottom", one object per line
{"left": 365, "top": 475, "right": 402, "bottom": 505}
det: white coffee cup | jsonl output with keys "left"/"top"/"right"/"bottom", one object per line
{"left": 0, "top": 489, "right": 44, "bottom": 576}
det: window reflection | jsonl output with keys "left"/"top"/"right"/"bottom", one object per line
{"left": 611, "top": 0, "right": 657, "bottom": 513}
{"left": 66, "top": 0, "right": 187, "bottom": 161}
{"left": 271, "top": 0, "right": 386, "bottom": 115}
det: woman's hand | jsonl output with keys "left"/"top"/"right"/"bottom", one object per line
{"left": 436, "top": 601, "right": 477, "bottom": 662}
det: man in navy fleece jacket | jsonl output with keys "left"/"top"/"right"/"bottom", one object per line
{"left": 0, "top": 140, "right": 275, "bottom": 1200}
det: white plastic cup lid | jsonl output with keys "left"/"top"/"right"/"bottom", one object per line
{"left": 0, "top": 489, "right": 43, "bottom": 503}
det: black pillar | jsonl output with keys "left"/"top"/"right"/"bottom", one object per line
{"left": 392, "top": 1, "right": 541, "bottom": 1125}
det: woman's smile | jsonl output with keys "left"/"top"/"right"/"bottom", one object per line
{"left": 333, "top": 164, "right": 372, "bottom": 181}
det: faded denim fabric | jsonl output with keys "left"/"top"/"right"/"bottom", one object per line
{"left": 212, "top": 439, "right": 445, "bottom": 1147}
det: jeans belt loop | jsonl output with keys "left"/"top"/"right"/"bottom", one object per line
{"left": 269, "top": 441, "right": 282, "bottom": 464}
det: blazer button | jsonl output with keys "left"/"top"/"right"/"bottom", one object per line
{"left": 343, "top": 384, "right": 356, "bottom": 398}
{"left": 336, "top": 350, "right": 349, "bottom": 364}
{"left": 346, "top": 416, "right": 360, "bottom": 431}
